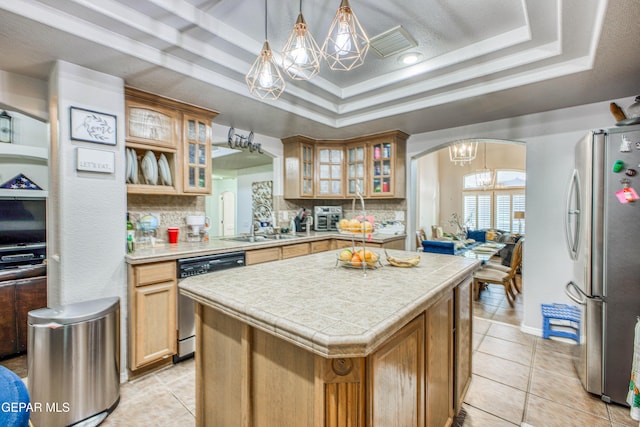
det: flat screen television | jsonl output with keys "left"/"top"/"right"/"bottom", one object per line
{"left": 0, "top": 199, "right": 46, "bottom": 246}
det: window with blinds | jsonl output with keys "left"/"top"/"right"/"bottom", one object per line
{"left": 462, "top": 169, "right": 526, "bottom": 233}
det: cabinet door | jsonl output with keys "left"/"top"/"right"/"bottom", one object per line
{"left": 0, "top": 283, "right": 17, "bottom": 357}
{"left": 346, "top": 143, "right": 366, "bottom": 197}
{"left": 132, "top": 280, "right": 177, "bottom": 369}
{"left": 301, "top": 143, "right": 315, "bottom": 197}
{"left": 126, "top": 100, "right": 178, "bottom": 149}
{"left": 368, "top": 314, "right": 424, "bottom": 427}
{"left": 316, "top": 146, "right": 344, "bottom": 198}
{"left": 15, "top": 276, "right": 47, "bottom": 353}
{"left": 369, "top": 141, "right": 394, "bottom": 197}
{"left": 183, "top": 114, "right": 212, "bottom": 194}
{"left": 454, "top": 278, "right": 473, "bottom": 413}
{"left": 426, "top": 291, "right": 454, "bottom": 427}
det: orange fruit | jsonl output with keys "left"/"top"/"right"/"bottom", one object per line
{"left": 339, "top": 249, "right": 352, "bottom": 261}
{"left": 351, "top": 253, "right": 362, "bottom": 266}
{"left": 349, "top": 219, "right": 361, "bottom": 232}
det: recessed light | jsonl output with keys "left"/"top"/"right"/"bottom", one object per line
{"left": 398, "top": 52, "right": 422, "bottom": 65}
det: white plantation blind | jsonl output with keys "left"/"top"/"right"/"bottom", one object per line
{"left": 463, "top": 194, "right": 492, "bottom": 230}
{"left": 463, "top": 190, "right": 525, "bottom": 232}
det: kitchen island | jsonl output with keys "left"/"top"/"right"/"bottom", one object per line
{"left": 179, "top": 250, "right": 480, "bottom": 427}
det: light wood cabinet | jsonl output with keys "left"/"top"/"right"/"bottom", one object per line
{"left": 125, "top": 87, "right": 217, "bottom": 196}
{"left": 368, "top": 314, "right": 424, "bottom": 427}
{"left": 425, "top": 291, "right": 454, "bottom": 427}
{"left": 182, "top": 113, "right": 212, "bottom": 194}
{"left": 128, "top": 260, "right": 177, "bottom": 371}
{"left": 282, "top": 136, "right": 315, "bottom": 199}
{"left": 282, "top": 130, "right": 408, "bottom": 199}
{"left": 245, "top": 247, "right": 282, "bottom": 265}
{"left": 316, "top": 145, "right": 344, "bottom": 198}
{"left": 454, "top": 278, "right": 473, "bottom": 413}
{"left": 310, "top": 239, "right": 331, "bottom": 253}
{"left": 281, "top": 243, "right": 310, "bottom": 259}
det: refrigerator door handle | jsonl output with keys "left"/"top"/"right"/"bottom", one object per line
{"left": 565, "top": 281, "right": 605, "bottom": 305}
{"left": 565, "top": 169, "right": 581, "bottom": 260}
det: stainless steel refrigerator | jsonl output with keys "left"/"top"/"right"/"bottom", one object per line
{"left": 565, "top": 124, "right": 640, "bottom": 405}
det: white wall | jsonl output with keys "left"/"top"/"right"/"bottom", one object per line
{"left": 407, "top": 96, "right": 637, "bottom": 335}
{"left": 0, "top": 70, "right": 48, "bottom": 120}
{"left": 47, "top": 61, "right": 128, "bottom": 377}
{"left": 206, "top": 177, "right": 238, "bottom": 236}
{"left": 416, "top": 152, "right": 439, "bottom": 240}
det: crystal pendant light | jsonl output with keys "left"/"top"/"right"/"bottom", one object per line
{"left": 474, "top": 143, "right": 495, "bottom": 189}
{"left": 246, "top": 0, "right": 285, "bottom": 100}
{"left": 321, "top": 0, "right": 369, "bottom": 71}
{"left": 282, "top": 0, "right": 322, "bottom": 80}
{"left": 449, "top": 140, "right": 478, "bottom": 166}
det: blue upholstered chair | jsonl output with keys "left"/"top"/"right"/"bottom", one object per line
{"left": 421, "top": 240, "right": 456, "bottom": 255}
{"left": 466, "top": 230, "right": 486, "bottom": 243}
{"left": 0, "top": 366, "right": 31, "bottom": 427}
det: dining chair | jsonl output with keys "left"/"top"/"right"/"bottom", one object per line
{"left": 415, "top": 228, "right": 426, "bottom": 251}
{"left": 482, "top": 239, "right": 524, "bottom": 294}
{"left": 473, "top": 239, "right": 523, "bottom": 306}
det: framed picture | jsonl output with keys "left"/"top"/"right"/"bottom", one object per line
{"left": 70, "top": 106, "right": 117, "bottom": 145}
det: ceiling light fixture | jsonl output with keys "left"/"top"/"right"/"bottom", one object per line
{"left": 449, "top": 140, "right": 478, "bottom": 166}
{"left": 321, "top": 0, "right": 369, "bottom": 71}
{"left": 281, "top": 0, "right": 322, "bottom": 80}
{"left": 398, "top": 52, "right": 422, "bottom": 65}
{"left": 474, "top": 143, "right": 495, "bottom": 189}
{"left": 246, "top": 0, "right": 285, "bottom": 100}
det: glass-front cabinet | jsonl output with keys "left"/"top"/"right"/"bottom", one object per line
{"left": 183, "top": 114, "right": 211, "bottom": 194}
{"left": 346, "top": 143, "right": 366, "bottom": 196}
{"left": 301, "top": 144, "right": 314, "bottom": 196}
{"left": 125, "top": 88, "right": 217, "bottom": 196}
{"left": 370, "top": 141, "right": 393, "bottom": 196}
{"left": 316, "top": 146, "right": 344, "bottom": 197}
{"left": 282, "top": 130, "right": 408, "bottom": 199}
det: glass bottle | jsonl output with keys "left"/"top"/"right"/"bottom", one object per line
{"left": 126, "top": 213, "right": 135, "bottom": 253}
{"left": 627, "top": 96, "right": 640, "bottom": 118}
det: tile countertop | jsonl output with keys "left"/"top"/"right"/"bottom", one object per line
{"left": 179, "top": 250, "right": 480, "bottom": 358}
{"left": 125, "top": 231, "right": 407, "bottom": 265}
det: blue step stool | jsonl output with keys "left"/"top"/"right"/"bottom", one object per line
{"left": 541, "top": 303, "right": 581, "bottom": 343}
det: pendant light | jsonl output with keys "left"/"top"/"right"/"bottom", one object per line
{"left": 321, "top": 0, "right": 369, "bottom": 71}
{"left": 282, "top": 0, "right": 322, "bottom": 80}
{"left": 475, "top": 143, "right": 495, "bottom": 189}
{"left": 449, "top": 140, "right": 478, "bottom": 166}
{"left": 246, "top": 0, "right": 285, "bottom": 100}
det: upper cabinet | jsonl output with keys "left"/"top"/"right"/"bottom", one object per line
{"left": 282, "top": 130, "right": 408, "bottom": 199}
{"left": 124, "top": 88, "right": 217, "bottom": 196}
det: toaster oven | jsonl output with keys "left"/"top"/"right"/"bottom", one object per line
{"left": 313, "top": 206, "right": 342, "bottom": 231}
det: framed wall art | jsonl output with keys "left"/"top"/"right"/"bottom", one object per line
{"left": 70, "top": 106, "right": 117, "bottom": 145}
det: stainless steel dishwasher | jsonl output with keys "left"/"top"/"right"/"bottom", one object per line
{"left": 175, "top": 251, "right": 245, "bottom": 362}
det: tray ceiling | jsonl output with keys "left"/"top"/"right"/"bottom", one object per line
{"left": 0, "top": 0, "right": 638, "bottom": 139}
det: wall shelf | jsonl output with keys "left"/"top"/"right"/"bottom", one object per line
{"left": 0, "top": 189, "right": 48, "bottom": 199}
{"left": 0, "top": 144, "right": 48, "bottom": 163}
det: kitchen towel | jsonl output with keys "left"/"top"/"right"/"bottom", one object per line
{"left": 628, "top": 316, "right": 640, "bottom": 421}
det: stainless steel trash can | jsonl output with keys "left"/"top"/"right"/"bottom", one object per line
{"left": 27, "top": 297, "right": 120, "bottom": 427}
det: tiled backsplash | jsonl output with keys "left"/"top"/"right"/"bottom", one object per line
{"left": 127, "top": 194, "right": 206, "bottom": 243}
{"left": 273, "top": 196, "right": 407, "bottom": 227}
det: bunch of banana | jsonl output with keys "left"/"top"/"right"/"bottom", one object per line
{"left": 384, "top": 250, "right": 421, "bottom": 268}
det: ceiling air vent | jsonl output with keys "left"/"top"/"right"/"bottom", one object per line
{"left": 369, "top": 25, "right": 418, "bottom": 58}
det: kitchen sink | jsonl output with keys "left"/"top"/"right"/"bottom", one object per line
{"left": 222, "top": 234, "right": 303, "bottom": 243}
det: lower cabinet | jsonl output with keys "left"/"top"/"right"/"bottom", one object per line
{"left": 0, "top": 276, "right": 47, "bottom": 358}
{"left": 246, "top": 247, "right": 281, "bottom": 265}
{"left": 129, "top": 261, "right": 177, "bottom": 371}
{"left": 426, "top": 291, "right": 454, "bottom": 427}
{"left": 282, "top": 243, "right": 310, "bottom": 259}
{"left": 454, "top": 278, "right": 473, "bottom": 412}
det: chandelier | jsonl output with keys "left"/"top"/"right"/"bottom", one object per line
{"left": 474, "top": 143, "right": 495, "bottom": 189}
{"left": 449, "top": 140, "right": 478, "bottom": 166}
{"left": 321, "top": 0, "right": 369, "bottom": 71}
{"left": 245, "top": 0, "right": 286, "bottom": 100}
{"left": 246, "top": 0, "right": 369, "bottom": 99}
{"left": 281, "top": 0, "right": 322, "bottom": 80}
